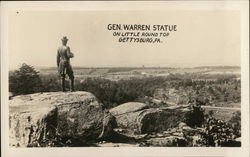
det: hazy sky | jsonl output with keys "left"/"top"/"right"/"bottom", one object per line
{"left": 9, "top": 10, "right": 240, "bottom": 69}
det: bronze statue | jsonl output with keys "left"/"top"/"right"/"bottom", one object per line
{"left": 57, "top": 36, "right": 74, "bottom": 92}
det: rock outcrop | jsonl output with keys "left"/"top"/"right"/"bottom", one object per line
{"left": 110, "top": 103, "right": 191, "bottom": 134}
{"left": 138, "top": 106, "right": 190, "bottom": 134}
{"left": 109, "top": 102, "right": 148, "bottom": 116}
{"left": 109, "top": 102, "right": 148, "bottom": 133}
{"left": 9, "top": 92, "right": 115, "bottom": 147}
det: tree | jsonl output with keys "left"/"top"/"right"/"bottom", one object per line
{"left": 186, "top": 105, "right": 205, "bottom": 127}
{"left": 9, "top": 63, "right": 42, "bottom": 95}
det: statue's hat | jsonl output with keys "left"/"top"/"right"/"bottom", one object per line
{"left": 61, "top": 36, "right": 68, "bottom": 41}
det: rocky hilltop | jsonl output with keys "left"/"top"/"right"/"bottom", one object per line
{"left": 9, "top": 91, "right": 191, "bottom": 147}
{"left": 10, "top": 91, "right": 239, "bottom": 147}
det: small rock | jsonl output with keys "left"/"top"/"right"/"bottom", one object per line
{"left": 183, "top": 126, "right": 193, "bottom": 131}
{"left": 178, "top": 122, "right": 187, "bottom": 128}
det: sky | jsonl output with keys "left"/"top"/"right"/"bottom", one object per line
{"left": 9, "top": 10, "right": 240, "bottom": 69}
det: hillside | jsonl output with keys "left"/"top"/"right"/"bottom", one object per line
{"left": 9, "top": 91, "right": 241, "bottom": 147}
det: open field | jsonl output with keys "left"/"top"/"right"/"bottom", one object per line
{"left": 202, "top": 106, "right": 240, "bottom": 121}
{"left": 37, "top": 66, "right": 240, "bottom": 81}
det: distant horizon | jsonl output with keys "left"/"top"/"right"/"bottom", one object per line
{"left": 9, "top": 64, "right": 241, "bottom": 71}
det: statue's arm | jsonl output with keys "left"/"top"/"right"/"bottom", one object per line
{"left": 57, "top": 49, "right": 60, "bottom": 67}
{"left": 67, "top": 47, "right": 74, "bottom": 58}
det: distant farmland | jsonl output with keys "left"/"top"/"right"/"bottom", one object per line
{"left": 37, "top": 66, "right": 240, "bottom": 81}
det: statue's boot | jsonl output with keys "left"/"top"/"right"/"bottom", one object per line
{"left": 70, "top": 78, "right": 75, "bottom": 92}
{"left": 61, "top": 78, "right": 66, "bottom": 92}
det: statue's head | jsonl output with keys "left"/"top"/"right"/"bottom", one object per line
{"left": 61, "top": 36, "right": 68, "bottom": 45}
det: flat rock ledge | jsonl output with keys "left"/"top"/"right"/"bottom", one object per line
{"left": 110, "top": 102, "right": 191, "bottom": 134}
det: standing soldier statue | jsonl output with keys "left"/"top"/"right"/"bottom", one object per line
{"left": 57, "top": 36, "right": 75, "bottom": 92}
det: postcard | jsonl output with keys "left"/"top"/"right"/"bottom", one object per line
{"left": 1, "top": 1, "right": 249, "bottom": 157}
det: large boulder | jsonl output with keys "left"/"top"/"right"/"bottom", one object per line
{"left": 109, "top": 102, "right": 148, "bottom": 116}
{"left": 138, "top": 106, "right": 191, "bottom": 134}
{"left": 9, "top": 91, "right": 115, "bottom": 147}
{"left": 110, "top": 103, "right": 191, "bottom": 134}
{"left": 109, "top": 102, "right": 148, "bottom": 133}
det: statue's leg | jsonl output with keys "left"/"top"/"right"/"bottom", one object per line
{"left": 59, "top": 61, "right": 67, "bottom": 92}
{"left": 61, "top": 75, "right": 66, "bottom": 92}
{"left": 70, "top": 78, "right": 74, "bottom": 92}
{"left": 67, "top": 63, "right": 75, "bottom": 92}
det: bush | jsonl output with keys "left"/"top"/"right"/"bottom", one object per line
{"left": 229, "top": 111, "right": 241, "bottom": 136}
{"left": 40, "top": 74, "right": 61, "bottom": 92}
{"left": 186, "top": 105, "right": 205, "bottom": 127}
{"left": 78, "top": 77, "right": 167, "bottom": 109}
{"left": 9, "top": 63, "right": 42, "bottom": 95}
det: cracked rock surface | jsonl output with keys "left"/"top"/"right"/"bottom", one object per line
{"left": 9, "top": 92, "right": 115, "bottom": 147}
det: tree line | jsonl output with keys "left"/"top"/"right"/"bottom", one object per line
{"left": 9, "top": 63, "right": 240, "bottom": 109}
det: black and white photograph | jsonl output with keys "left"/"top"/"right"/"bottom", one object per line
{"left": 1, "top": 1, "right": 249, "bottom": 157}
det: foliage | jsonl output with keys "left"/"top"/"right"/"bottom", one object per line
{"left": 77, "top": 77, "right": 165, "bottom": 109}
{"left": 228, "top": 111, "right": 241, "bottom": 136}
{"left": 39, "top": 74, "right": 61, "bottom": 92}
{"left": 9, "top": 63, "right": 42, "bottom": 95}
{"left": 200, "top": 115, "right": 241, "bottom": 147}
{"left": 76, "top": 75, "right": 240, "bottom": 109}
{"left": 9, "top": 65, "right": 241, "bottom": 109}
{"left": 185, "top": 105, "right": 205, "bottom": 127}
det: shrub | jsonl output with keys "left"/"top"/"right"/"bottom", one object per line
{"left": 229, "top": 111, "right": 241, "bottom": 136}
{"left": 39, "top": 74, "right": 61, "bottom": 92}
{"left": 78, "top": 77, "right": 167, "bottom": 109}
{"left": 186, "top": 105, "right": 205, "bottom": 127}
{"left": 9, "top": 63, "right": 42, "bottom": 95}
